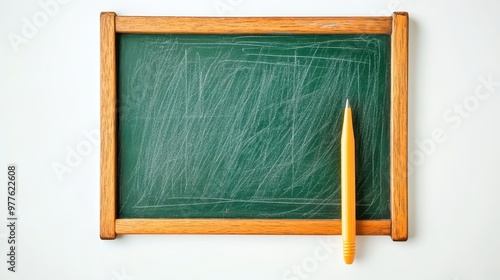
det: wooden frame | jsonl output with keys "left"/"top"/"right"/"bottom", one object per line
{"left": 100, "top": 12, "right": 408, "bottom": 240}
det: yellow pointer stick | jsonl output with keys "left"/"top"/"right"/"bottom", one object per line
{"left": 341, "top": 99, "right": 356, "bottom": 264}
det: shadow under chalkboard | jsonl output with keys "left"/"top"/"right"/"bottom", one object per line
{"left": 116, "top": 34, "right": 390, "bottom": 220}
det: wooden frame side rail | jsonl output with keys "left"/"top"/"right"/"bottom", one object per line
{"left": 100, "top": 12, "right": 117, "bottom": 240}
{"left": 390, "top": 12, "right": 409, "bottom": 241}
{"left": 100, "top": 12, "right": 408, "bottom": 240}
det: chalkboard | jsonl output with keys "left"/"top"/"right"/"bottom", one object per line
{"left": 116, "top": 34, "right": 391, "bottom": 220}
{"left": 100, "top": 13, "right": 408, "bottom": 239}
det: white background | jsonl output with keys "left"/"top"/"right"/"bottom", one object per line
{"left": 1, "top": 0, "right": 500, "bottom": 279}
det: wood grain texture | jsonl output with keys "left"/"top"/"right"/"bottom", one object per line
{"left": 100, "top": 12, "right": 117, "bottom": 240}
{"left": 115, "top": 16, "right": 392, "bottom": 34}
{"left": 390, "top": 12, "right": 409, "bottom": 241}
{"left": 115, "top": 219, "right": 391, "bottom": 235}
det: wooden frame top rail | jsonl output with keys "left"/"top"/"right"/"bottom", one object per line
{"left": 115, "top": 16, "right": 393, "bottom": 34}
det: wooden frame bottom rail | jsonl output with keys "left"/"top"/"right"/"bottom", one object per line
{"left": 115, "top": 219, "right": 391, "bottom": 235}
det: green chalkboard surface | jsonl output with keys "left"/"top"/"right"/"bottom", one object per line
{"left": 117, "top": 34, "right": 390, "bottom": 220}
